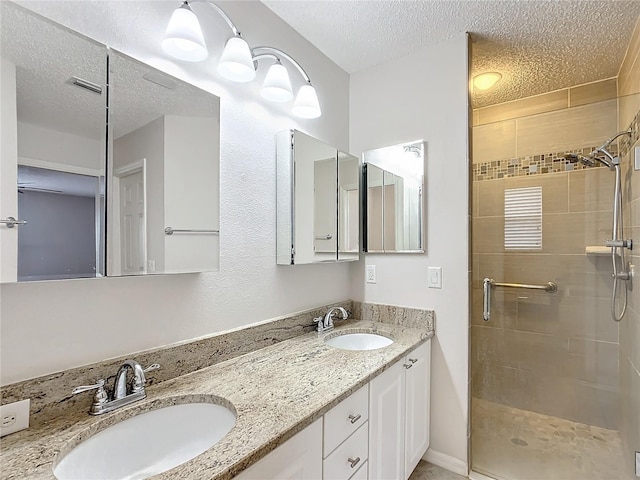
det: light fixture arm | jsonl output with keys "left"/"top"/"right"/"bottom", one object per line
{"left": 188, "top": 0, "right": 240, "bottom": 37}
{"left": 252, "top": 46, "right": 312, "bottom": 84}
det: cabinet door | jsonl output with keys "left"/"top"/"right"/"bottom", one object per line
{"left": 404, "top": 341, "right": 431, "bottom": 479}
{"left": 368, "top": 360, "right": 405, "bottom": 480}
{"left": 234, "top": 419, "right": 322, "bottom": 480}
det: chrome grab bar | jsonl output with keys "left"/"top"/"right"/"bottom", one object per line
{"left": 0, "top": 217, "right": 27, "bottom": 228}
{"left": 164, "top": 227, "right": 219, "bottom": 235}
{"left": 483, "top": 277, "right": 558, "bottom": 321}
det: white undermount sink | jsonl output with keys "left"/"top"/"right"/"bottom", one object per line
{"left": 325, "top": 332, "right": 393, "bottom": 351}
{"left": 54, "top": 402, "right": 236, "bottom": 480}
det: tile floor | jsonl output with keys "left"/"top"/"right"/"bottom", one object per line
{"left": 409, "top": 460, "right": 467, "bottom": 480}
{"left": 471, "top": 398, "right": 633, "bottom": 480}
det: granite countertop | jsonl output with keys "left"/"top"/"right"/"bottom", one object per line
{"left": 0, "top": 320, "right": 432, "bottom": 480}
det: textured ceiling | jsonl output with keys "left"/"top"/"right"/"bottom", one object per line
{"left": 262, "top": 1, "right": 640, "bottom": 108}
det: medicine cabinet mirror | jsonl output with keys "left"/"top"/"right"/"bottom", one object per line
{"left": 0, "top": 2, "right": 107, "bottom": 282}
{"left": 363, "top": 141, "right": 424, "bottom": 253}
{"left": 276, "top": 130, "right": 359, "bottom": 265}
{"left": 107, "top": 51, "right": 220, "bottom": 276}
{"left": 0, "top": 3, "right": 221, "bottom": 283}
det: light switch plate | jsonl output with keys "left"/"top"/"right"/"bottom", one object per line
{"left": 0, "top": 399, "right": 30, "bottom": 437}
{"left": 635, "top": 451, "right": 639, "bottom": 477}
{"left": 428, "top": 266, "right": 442, "bottom": 288}
{"left": 635, "top": 146, "right": 640, "bottom": 171}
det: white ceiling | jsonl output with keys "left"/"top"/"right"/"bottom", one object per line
{"left": 262, "top": 0, "right": 640, "bottom": 108}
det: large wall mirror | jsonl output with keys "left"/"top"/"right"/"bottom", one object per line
{"left": 0, "top": 2, "right": 220, "bottom": 283}
{"left": 276, "top": 130, "right": 359, "bottom": 265}
{"left": 363, "top": 141, "right": 424, "bottom": 253}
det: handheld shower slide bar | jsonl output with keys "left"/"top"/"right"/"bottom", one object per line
{"left": 483, "top": 278, "right": 558, "bottom": 321}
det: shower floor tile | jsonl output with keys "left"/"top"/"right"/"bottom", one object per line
{"left": 471, "top": 398, "right": 632, "bottom": 480}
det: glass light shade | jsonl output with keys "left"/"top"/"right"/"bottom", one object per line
{"left": 261, "top": 63, "right": 293, "bottom": 102}
{"left": 161, "top": 5, "right": 208, "bottom": 62}
{"left": 473, "top": 72, "right": 502, "bottom": 91}
{"left": 217, "top": 36, "right": 256, "bottom": 82}
{"left": 292, "top": 84, "right": 321, "bottom": 119}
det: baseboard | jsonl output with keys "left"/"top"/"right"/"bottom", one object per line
{"left": 469, "top": 471, "right": 497, "bottom": 480}
{"left": 423, "top": 449, "right": 468, "bottom": 476}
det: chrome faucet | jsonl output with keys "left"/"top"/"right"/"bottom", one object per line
{"left": 72, "top": 360, "right": 160, "bottom": 415}
{"left": 313, "top": 306, "right": 349, "bottom": 333}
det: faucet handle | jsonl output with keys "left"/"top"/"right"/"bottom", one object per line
{"left": 72, "top": 379, "right": 106, "bottom": 395}
{"left": 313, "top": 316, "right": 325, "bottom": 333}
{"left": 143, "top": 363, "right": 160, "bottom": 374}
{"left": 72, "top": 379, "right": 109, "bottom": 413}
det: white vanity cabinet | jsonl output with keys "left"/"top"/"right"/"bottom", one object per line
{"left": 233, "top": 418, "right": 323, "bottom": 480}
{"left": 233, "top": 340, "right": 431, "bottom": 480}
{"left": 369, "top": 341, "right": 431, "bottom": 480}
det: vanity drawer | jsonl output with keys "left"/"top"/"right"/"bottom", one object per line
{"left": 323, "top": 422, "right": 368, "bottom": 480}
{"left": 324, "top": 384, "right": 368, "bottom": 457}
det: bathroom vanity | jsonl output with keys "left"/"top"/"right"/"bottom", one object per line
{"left": 0, "top": 316, "right": 432, "bottom": 480}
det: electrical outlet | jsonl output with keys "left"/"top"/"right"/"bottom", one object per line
{"left": 635, "top": 451, "right": 640, "bottom": 477}
{"left": 366, "top": 265, "right": 376, "bottom": 284}
{"left": 0, "top": 399, "right": 30, "bottom": 437}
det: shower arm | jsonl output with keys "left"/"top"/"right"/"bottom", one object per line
{"left": 591, "top": 129, "right": 632, "bottom": 162}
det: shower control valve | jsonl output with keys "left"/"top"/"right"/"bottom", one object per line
{"left": 605, "top": 239, "right": 632, "bottom": 250}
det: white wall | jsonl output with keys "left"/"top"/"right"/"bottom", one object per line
{"left": 0, "top": 1, "right": 350, "bottom": 385}
{"left": 349, "top": 35, "right": 470, "bottom": 468}
{"left": 17, "top": 121, "right": 102, "bottom": 172}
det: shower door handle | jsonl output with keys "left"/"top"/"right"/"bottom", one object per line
{"left": 483, "top": 277, "right": 491, "bottom": 321}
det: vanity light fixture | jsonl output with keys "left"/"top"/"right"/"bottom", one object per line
{"left": 162, "top": 0, "right": 321, "bottom": 118}
{"left": 473, "top": 72, "right": 502, "bottom": 91}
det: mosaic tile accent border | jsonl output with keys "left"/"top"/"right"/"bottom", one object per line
{"left": 473, "top": 109, "right": 640, "bottom": 182}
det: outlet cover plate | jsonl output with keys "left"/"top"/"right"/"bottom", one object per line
{"left": 366, "top": 265, "right": 376, "bottom": 284}
{"left": 0, "top": 399, "right": 30, "bottom": 437}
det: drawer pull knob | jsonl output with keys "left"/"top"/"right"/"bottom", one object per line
{"left": 348, "top": 457, "right": 361, "bottom": 468}
{"left": 403, "top": 363, "right": 413, "bottom": 369}
{"left": 409, "top": 358, "right": 418, "bottom": 364}
{"left": 348, "top": 413, "right": 362, "bottom": 424}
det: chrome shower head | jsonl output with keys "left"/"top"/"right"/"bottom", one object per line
{"left": 563, "top": 152, "right": 612, "bottom": 168}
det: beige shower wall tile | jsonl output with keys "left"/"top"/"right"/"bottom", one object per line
{"left": 516, "top": 100, "right": 618, "bottom": 157}
{"left": 619, "top": 356, "right": 640, "bottom": 472}
{"left": 620, "top": 304, "right": 640, "bottom": 371}
{"left": 473, "top": 216, "right": 503, "bottom": 254}
{"left": 472, "top": 120, "right": 516, "bottom": 163}
{"left": 477, "top": 179, "right": 504, "bottom": 217}
{"left": 630, "top": 197, "right": 640, "bottom": 227}
{"left": 619, "top": 17, "right": 640, "bottom": 96}
{"left": 569, "top": 79, "right": 617, "bottom": 107}
{"left": 477, "top": 90, "right": 568, "bottom": 125}
{"left": 543, "top": 211, "right": 612, "bottom": 254}
{"left": 557, "top": 295, "right": 617, "bottom": 343}
{"left": 472, "top": 181, "right": 479, "bottom": 218}
{"left": 472, "top": 109, "right": 480, "bottom": 127}
{"left": 567, "top": 338, "right": 619, "bottom": 388}
{"left": 569, "top": 168, "right": 615, "bottom": 213}
{"left": 618, "top": 92, "right": 640, "bottom": 132}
